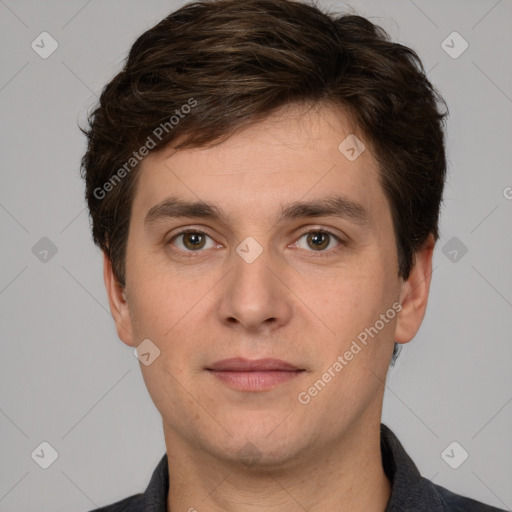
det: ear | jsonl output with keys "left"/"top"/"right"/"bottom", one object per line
{"left": 394, "top": 234, "right": 435, "bottom": 344}
{"left": 103, "top": 251, "right": 135, "bottom": 347}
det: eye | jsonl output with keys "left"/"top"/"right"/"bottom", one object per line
{"left": 291, "top": 230, "right": 342, "bottom": 254}
{"left": 167, "top": 228, "right": 343, "bottom": 256}
{"left": 169, "top": 230, "right": 218, "bottom": 252}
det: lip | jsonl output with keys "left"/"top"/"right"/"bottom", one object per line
{"left": 208, "top": 357, "right": 301, "bottom": 372}
{"left": 206, "top": 358, "right": 305, "bottom": 392}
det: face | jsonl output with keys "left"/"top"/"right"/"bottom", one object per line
{"left": 105, "top": 102, "right": 433, "bottom": 469}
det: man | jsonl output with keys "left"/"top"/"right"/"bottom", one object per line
{"left": 81, "top": 0, "right": 506, "bottom": 510}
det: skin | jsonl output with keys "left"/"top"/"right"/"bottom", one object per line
{"left": 104, "top": 102, "right": 435, "bottom": 512}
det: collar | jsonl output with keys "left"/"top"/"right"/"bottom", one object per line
{"left": 381, "top": 423, "right": 444, "bottom": 511}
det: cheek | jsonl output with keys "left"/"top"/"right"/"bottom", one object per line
{"left": 127, "top": 268, "right": 179, "bottom": 342}
{"left": 321, "top": 265, "right": 388, "bottom": 326}
{"left": 127, "top": 267, "right": 215, "bottom": 368}
{"left": 310, "top": 260, "right": 398, "bottom": 373}
{"left": 126, "top": 240, "right": 185, "bottom": 332}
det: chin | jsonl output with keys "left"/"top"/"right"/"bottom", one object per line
{"left": 204, "top": 424, "right": 310, "bottom": 471}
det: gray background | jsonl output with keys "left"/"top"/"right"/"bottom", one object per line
{"left": 1, "top": 0, "right": 511, "bottom": 510}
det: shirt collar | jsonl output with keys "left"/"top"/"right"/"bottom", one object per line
{"left": 141, "top": 450, "right": 169, "bottom": 512}
{"left": 381, "top": 423, "right": 444, "bottom": 511}
{"left": 141, "top": 423, "right": 445, "bottom": 511}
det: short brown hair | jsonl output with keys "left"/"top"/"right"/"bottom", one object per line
{"left": 80, "top": 0, "right": 448, "bottom": 360}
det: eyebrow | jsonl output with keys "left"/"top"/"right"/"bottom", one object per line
{"left": 144, "top": 194, "right": 370, "bottom": 229}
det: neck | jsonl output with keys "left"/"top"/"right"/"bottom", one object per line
{"left": 164, "top": 418, "right": 391, "bottom": 512}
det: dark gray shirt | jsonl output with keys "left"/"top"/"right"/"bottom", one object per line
{"left": 89, "top": 423, "right": 507, "bottom": 511}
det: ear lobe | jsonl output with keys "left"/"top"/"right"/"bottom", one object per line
{"left": 103, "top": 251, "right": 135, "bottom": 347}
{"left": 394, "top": 234, "right": 435, "bottom": 344}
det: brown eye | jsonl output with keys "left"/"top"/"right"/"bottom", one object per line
{"left": 291, "top": 230, "right": 342, "bottom": 255}
{"left": 170, "top": 230, "right": 216, "bottom": 252}
{"left": 182, "top": 232, "right": 206, "bottom": 250}
{"left": 306, "top": 231, "right": 330, "bottom": 251}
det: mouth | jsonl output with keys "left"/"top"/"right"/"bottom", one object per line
{"left": 206, "top": 358, "right": 305, "bottom": 392}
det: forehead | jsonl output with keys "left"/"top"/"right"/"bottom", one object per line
{"left": 132, "top": 103, "right": 387, "bottom": 227}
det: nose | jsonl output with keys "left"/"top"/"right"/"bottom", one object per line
{"left": 216, "top": 238, "right": 293, "bottom": 334}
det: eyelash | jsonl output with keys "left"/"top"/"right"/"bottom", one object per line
{"left": 167, "top": 228, "right": 345, "bottom": 258}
